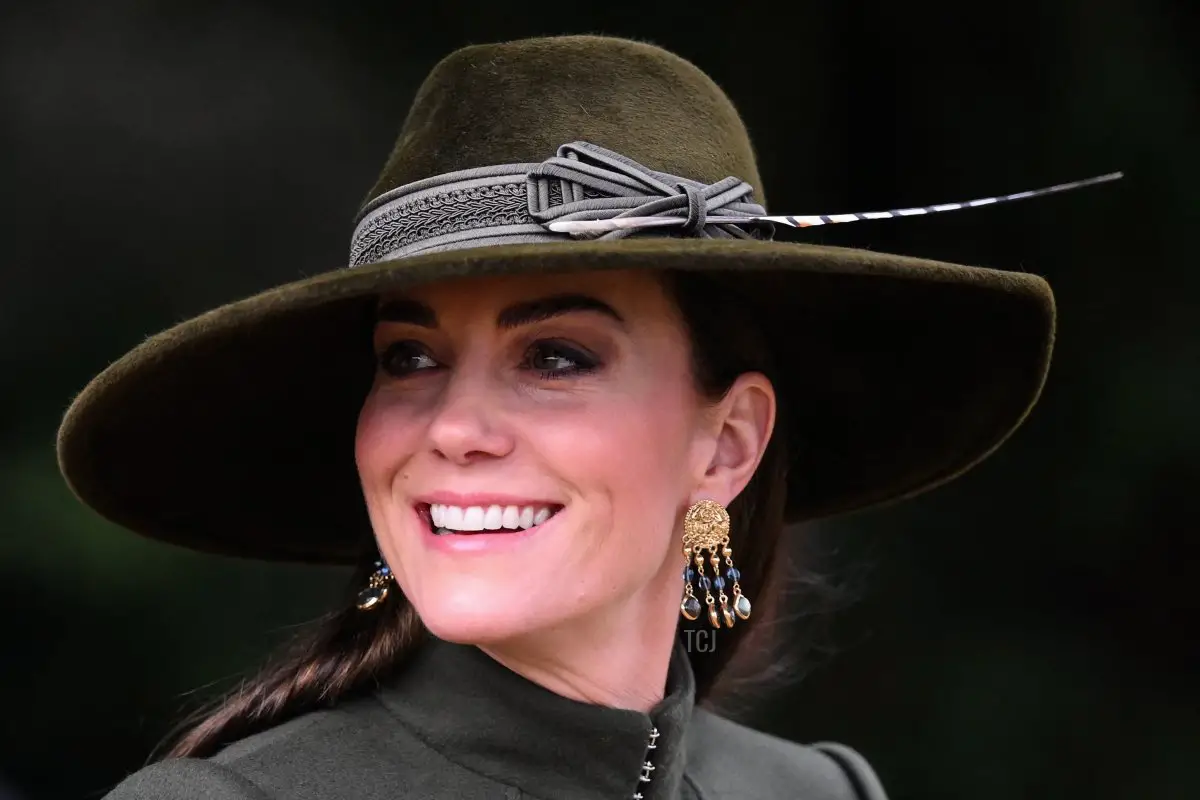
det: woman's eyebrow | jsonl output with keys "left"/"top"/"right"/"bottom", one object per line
{"left": 375, "top": 293, "right": 625, "bottom": 330}
{"left": 496, "top": 294, "right": 625, "bottom": 330}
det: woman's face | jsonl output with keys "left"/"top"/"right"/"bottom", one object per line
{"left": 355, "top": 269, "right": 764, "bottom": 646}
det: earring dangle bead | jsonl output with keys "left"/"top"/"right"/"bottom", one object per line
{"left": 356, "top": 560, "right": 394, "bottom": 611}
{"left": 679, "top": 499, "right": 751, "bottom": 629}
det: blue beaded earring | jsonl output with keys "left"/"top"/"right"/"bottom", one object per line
{"left": 679, "top": 500, "right": 752, "bottom": 628}
{"left": 355, "top": 559, "right": 394, "bottom": 611}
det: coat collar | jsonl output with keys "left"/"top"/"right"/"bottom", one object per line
{"left": 376, "top": 634, "right": 694, "bottom": 800}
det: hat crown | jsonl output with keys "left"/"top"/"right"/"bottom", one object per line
{"left": 364, "top": 36, "right": 764, "bottom": 208}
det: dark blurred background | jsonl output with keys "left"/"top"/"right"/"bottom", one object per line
{"left": 2, "top": 1, "right": 1196, "bottom": 798}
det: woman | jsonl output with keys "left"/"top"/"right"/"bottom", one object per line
{"left": 57, "top": 35, "right": 1056, "bottom": 800}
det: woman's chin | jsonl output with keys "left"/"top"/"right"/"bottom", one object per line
{"left": 419, "top": 611, "right": 541, "bottom": 646}
{"left": 413, "top": 592, "right": 559, "bottom": 645}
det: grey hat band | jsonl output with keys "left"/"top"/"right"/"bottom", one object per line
{"left": 348, "top": 141, "right": 770, "bottom": 266}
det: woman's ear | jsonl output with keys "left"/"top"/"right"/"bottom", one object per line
{"left": 692, "top": 372, "right": 776, "bottom": 506}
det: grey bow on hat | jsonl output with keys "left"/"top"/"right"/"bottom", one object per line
{"left": 526, "top": 142, "right": 770, "bottom": 239}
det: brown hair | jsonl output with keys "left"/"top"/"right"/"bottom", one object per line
{"left": 158, "top": 270, "right": 824, "bottom": 759}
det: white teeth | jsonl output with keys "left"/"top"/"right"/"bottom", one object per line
{"left": 483, "top": 505, "right": 503, "bottom": 530}
{"left": 428, "top": 503, "right": 558, "bottom": 533}
{"left": 462, "top": 506, "right": 485, "bottom": 531}
{"left": 502, "top": 506, "right": 520, "bottom": 529}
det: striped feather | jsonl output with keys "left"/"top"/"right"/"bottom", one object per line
{"left": 546, "top": 171, "right": 1123, "bottom": 235}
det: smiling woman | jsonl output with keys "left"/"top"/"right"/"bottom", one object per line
{"left": 357, "top": 271, "right": 776, "bottom": 690}
{"left": 56, "top": 33, "right": 1054, "bottom": 800}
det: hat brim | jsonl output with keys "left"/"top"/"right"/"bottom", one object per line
{"left": 56, "top": 237, "right": 1053, "bottom": 564}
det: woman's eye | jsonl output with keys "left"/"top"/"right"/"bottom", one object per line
{"left": 379, "top": 341, "right": 438, "bottom": 377}
{"left": 523, "top": 340, "right": 599, "bottom": 378}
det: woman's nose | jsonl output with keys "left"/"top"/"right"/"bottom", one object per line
{"left": 424, "top": 367, "right": 515, "bottom": 465}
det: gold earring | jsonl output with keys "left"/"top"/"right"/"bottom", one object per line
{"left": 355, "top": 559, "right": 394, "bottom": 611}
{"left": 679, "top": 499, "right": 751, "bottom": 629}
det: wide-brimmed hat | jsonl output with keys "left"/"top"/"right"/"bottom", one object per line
{"left": 56, "top": 35, "right": 1056, "bottom": 564}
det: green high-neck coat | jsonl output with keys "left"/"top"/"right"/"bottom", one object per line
{"left": 104, "top": 637, "right": 888, "bottom": 799}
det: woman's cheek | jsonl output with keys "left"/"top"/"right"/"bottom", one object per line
{"left": 356, "top": 387, "right": 424, "bottom": 486}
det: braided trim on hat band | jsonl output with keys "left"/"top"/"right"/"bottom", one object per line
{"left": 347, "top": 141, "right": 771, "bottom": 266}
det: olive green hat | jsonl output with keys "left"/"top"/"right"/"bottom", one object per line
{"left": 55, "top": 35, "right": 1055, "bottom": 564}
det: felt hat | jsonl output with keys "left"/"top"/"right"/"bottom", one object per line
{"left": 55, "top": 35, "right": 1055, "bottom": 564}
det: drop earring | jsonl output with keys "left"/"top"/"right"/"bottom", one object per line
{"left": 679, "top": 499, "right": 752, "bottom": 629}
{"left": 356, "top": 559, "right": 394, "bottom": 611}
